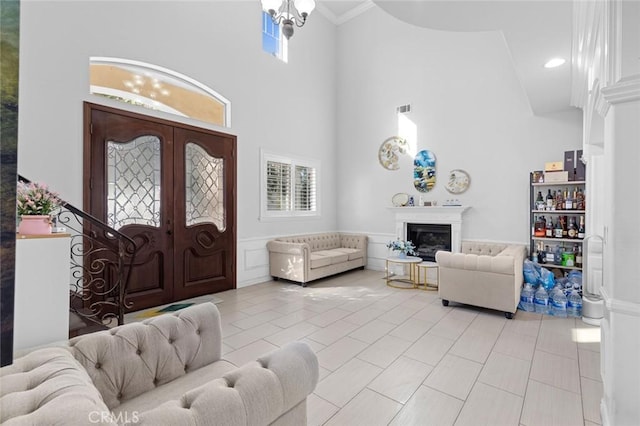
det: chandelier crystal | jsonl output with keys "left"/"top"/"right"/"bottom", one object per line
{"left": 261, "top": 0, "right": 316, "bottom": 40}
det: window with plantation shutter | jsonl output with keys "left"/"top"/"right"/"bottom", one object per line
{"left": 294, "top": 165, "right": 316, "bottom": 211}
{"left": 266, "top": 161, "right": 291, "bottom": 211}
{"left": 261, "top": 150, "right": 320, "bottom": 220}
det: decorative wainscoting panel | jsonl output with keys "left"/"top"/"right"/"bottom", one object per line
{"left": 237, "top": 237, "right": 272, "bottom": 288}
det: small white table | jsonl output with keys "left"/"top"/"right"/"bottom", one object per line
{"left": 415, "top": 261, "right": 439, "bottom": 291}
{"left": 385, "top": 256, "right": 423, "bottom": 289}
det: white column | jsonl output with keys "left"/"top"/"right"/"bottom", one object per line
{"left": 600, "top": 81, "right": 640, "bottom": 426}
{"left": 14, "top": 234, "right": 70, "bottom": 350}
{"left": 573, "top": 0, "right": 640, "bottom": 422}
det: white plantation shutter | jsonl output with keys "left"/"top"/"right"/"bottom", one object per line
{"left": 266, "top": 160, "right": 292, "bottom": 211}
{"left": 261, "top": 150, "right": 319, "bottom": 219}
{"left": 294, "top": 165, "right": 316, "bottom": 212}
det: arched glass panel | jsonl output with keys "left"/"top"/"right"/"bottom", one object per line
{"left": 90, "top": 57, "right": 230, "bottom": 127}
{"left": 107, "top": 136, "right": 162, "bottom": 229}
{"left": 185, "top": 143, "right": 225, "bottom": 231}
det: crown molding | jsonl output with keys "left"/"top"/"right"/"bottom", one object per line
{"left": 315, "top": 1, "right": 375, "bottom": 26}
{"left": 601, "top": 74, "right": 640, "bottom": 106}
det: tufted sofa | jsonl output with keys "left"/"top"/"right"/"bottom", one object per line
{"left": 0, "top": 302, "right": 319, "bottom": 425}
{"left": 267, "top": 233, "right": 367, "bottom": 286}
{"left": 435, "top": 241, "right": 527, "bottom": 319}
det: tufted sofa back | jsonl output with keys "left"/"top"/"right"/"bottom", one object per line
{"left": 461, "top": 241, "right": 508, "bottom": 257}
{"left": 277, "top": 233, "right": 342, "bottom": 252}
{"left": 69, "top": 302, "right": 222, "bottom": 409}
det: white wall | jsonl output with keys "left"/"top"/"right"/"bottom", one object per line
{"left": 18, "top": 2, "right": 584, "bottom": 287}
{"left": 335, "top": 8, "right": 582, "bottom": 247}
{"left": 18, "top": 1, "right": 337, "bottom": 286}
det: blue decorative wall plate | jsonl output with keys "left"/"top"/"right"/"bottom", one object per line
{"left": 413, "top": 150, "right": 436, "bottom": 192}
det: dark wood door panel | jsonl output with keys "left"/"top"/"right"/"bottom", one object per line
{"left": 89, "top": 108, "right": 174, "bottom": 311}
{"left": 172, "top": 127, "right": 236, "bottom": 301}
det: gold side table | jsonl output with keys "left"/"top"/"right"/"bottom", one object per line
{"left": 416, "top": 261, "right": 439, "bottom": 291}
{"left": 386, "top": 256, "right": 423, "bottom": 289}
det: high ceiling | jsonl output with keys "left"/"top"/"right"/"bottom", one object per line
{"left": 316, "top": 0, "right": 574, "bottom": 115}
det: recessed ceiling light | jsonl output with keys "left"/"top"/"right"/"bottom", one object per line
{"left": 544, "top": 58, "right": 566, "bottom": 68}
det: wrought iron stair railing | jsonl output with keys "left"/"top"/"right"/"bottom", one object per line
{"left": 18, "top": 175, "right": 137, "bottom": 329}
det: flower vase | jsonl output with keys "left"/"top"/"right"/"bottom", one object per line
{"left": 18, "top": 215, "right": 52, "bottom": 235}
{"left": 397, "top": 252, "right": 407, "bottom": 259}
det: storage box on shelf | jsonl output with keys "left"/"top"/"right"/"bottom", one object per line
{"left": 530, "top": 173, "right": 586, "bottom": 272}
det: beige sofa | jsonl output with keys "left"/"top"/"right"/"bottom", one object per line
{"left": 267, "top": 232, "right": 367, "bottom": 286}
{"left": 0, "top": 303, "right": 319, "bottom": 425}
{"left": 435, "top": 241, "right": 527, "bottom": 319}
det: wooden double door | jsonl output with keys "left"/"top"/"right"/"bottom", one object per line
{"left": 84, "top": 103, "right": 236, "bottom": 312}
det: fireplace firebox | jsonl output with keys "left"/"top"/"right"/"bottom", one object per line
{"left": 407, "top": 223, "right": 452, "bottom": 261}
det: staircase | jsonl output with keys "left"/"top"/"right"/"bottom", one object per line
{"left": 18, "top": 175, "right": 137, "bottom": 337}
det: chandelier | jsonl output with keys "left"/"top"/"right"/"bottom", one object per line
{"left": 261, "top": 0, "right": 316, "bottom": 40}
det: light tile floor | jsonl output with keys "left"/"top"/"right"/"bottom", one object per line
{"left": 133, "top": 269, "right": 603, "bottom": 426}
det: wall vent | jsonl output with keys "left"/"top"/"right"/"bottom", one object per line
{"left": 396, "top": 104, "right": 411, "bottom": 114}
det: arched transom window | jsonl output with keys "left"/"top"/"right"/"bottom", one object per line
{"left": 90, "top": 57, "right": 230, "bottom": 127}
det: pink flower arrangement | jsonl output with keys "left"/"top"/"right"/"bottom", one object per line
{"left": 16, "top": 181, "right": 61, "bottom": 216}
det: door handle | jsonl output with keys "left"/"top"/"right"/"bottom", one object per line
{"left": 167, "top": 229, "right": 172, "bottom": 235}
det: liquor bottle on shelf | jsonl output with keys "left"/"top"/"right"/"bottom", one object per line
{"left": 534, "top": 216, "right": 546, "bottom": 237}
{"left": 554, "top": 245, "right": 563, "bottom": 265}
{"left": 546, "top": 189, "right": 554, "bottom": 209}
{"left": 561, "top": 216, "right": 568, "bottom": 238}
{"left": 577, "top": 187, "right": 586, "bottom": 210}
{"left": 576, "top": 245, "right": 583, "bottom": 268}
{"left": 565, "top": 190, "right": 574, "bottom": 210}
{"left": 568, "top": 217, "right": 578, "bottom": 238}
{"left": 555, "top": 190, "right": 564, "bottom": 210}
{"left": 537, "top": 242, "right": 545, "bottom": 264}
{"left": 546, "top": 217, "right": 554, "bottom": 237}
{"left": 545, "top": 245, "right": 554, "bottom": 263}
{"left": 563, "top": 188, "right": 569, "bottom": 209}
{"left": 578, "top": 216, "right": 585, "bottom": 239}
{"left": 573, "top": 187, "right": 579, "bottom": 210}
{"left": 536, "top": 191, "right": 544, "bottom": 209}
{"left": 554, "top": 218, "right": 563, "bottom": 238}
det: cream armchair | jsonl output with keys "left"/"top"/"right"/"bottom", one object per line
{"left": 435, "top": 241, "right": 527, "bottom": 319}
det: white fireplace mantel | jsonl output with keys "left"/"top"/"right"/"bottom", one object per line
{"left": 389, "top": 206, "right": 470, "bottom": 253}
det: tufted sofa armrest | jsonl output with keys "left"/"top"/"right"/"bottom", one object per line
{"left": 0, "top": 347, "right": 116, "bottom": 425}
{"left": 125, "top": 341, "right": 319, "bottom": 426}
{"left": 69, "top": 302, "right": 222, "bottom": 410}
{"left": 266, "top": 240, "right": 310, "bottom": 256}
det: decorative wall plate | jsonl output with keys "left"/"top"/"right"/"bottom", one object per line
{"left": 378, "top": 136, "right": 408, "bottom": 170}
{"left": 445, "top": 169, "right": 470, "bottom": 194}
{"left": 413, "top": 150, "right": 437, "bottom": 193}
{"left": 391, "top": 193, "right": 410, "bottom": 207}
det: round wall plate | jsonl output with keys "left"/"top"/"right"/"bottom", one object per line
{"left": 392, "top": 193, "right": 410, "bottom": 207}
{"left": 445, "top": 169, "right": 470, "bottom": 194}
{"left": 378, "top": 136, "right": 408, "bottom": 170}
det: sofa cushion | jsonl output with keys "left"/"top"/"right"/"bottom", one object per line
{"left": 113, "top": 359, "right": 236, "bottom": 417}
{"left": 310, "top": 253, "right": 332, "bottom": 269}
{"left": 313, "top": 249, "right": 349, "bottom": 264}
{"left": 334, "top": 248, "right": 364, "bottom": 261}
